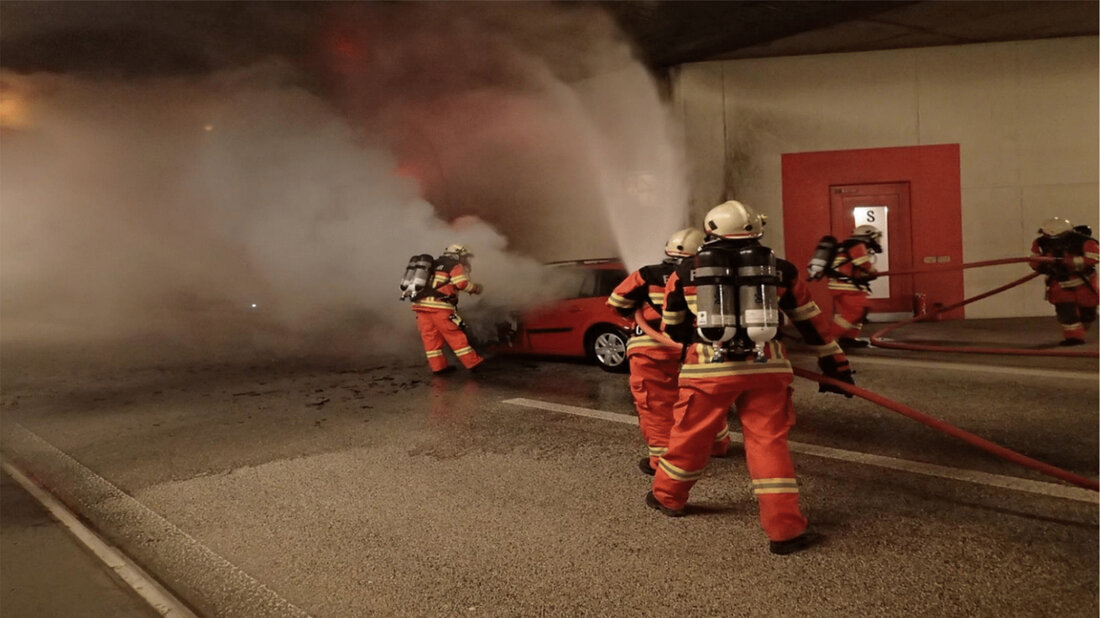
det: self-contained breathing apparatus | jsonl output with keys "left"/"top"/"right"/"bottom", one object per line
{"left": 400, "top": 254, "right": 436, "bottom": 300}
{"left": 692, "top": 242, "right": 781, "bottom": 363}
{"left": 805, "top": 235, "right": 838, "bottom": 281}
{"left": 1036, "top": 227, "right": 1097, "bottom": 291}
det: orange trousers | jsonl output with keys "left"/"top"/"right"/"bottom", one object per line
{"left": 629, "top": 351, "right": 730, "bottom": 468}
{"left": 651, "top": 373, "right": 808, "bottom": 542}
{"left": 415, "top": 310, "right": 483, "bottom": 372}
{"left": 829, "top": 290, "right": 870, "bottom": 339}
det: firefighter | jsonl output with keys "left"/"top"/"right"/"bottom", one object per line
{"left": 411, "top": 244, "right": 485, "bottom": 373}
{"left": 607, "top": 227, "right": 732, "bottom": 476}
{"left": 825, "top": 225, "right": 882, "bottom": 348}
{"left": 1028, "top": 217, "right": 1099, "bottom": 346}
{"left": 648, "top": 200, "right": 855, "bottom": 555}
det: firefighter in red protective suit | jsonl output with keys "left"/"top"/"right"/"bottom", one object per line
{"left": 411, "top": 244, "right": 485, "bottom": 373}
{"left": 1028, "top": 217, "right": 1098, "bottom": 346}
{"left": 647, "top": 200, "right": 855, "bottom": 555}
{"left": 607, "top": 228, "right": 733, "bottom": 476}
{"left": 825, "top": 225, "right": 882, "bottom": 348}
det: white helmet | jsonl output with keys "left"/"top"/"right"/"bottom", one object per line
{"left": 443, "top": 244, "right": 473, "bottom": 258}
{"left": 703, "top": 200, "right": 764, "bottom": 239}
{"left": 664, "top": 228, "right": 706, "bottom": 258}
{"left": 852, "top": 224, "right": 882, "bottom": 242}
{"left": 1039, "top": 217, "right": 1073, "bottom": 237}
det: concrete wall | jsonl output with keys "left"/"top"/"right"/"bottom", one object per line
{"left": 671, "top": 36, "right": 1098, "bottom": 318}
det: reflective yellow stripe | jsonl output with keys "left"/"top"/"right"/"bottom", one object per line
{"left": 713, "top": 424, "right": 729, "bottom": 441}
{"left": 833, "top": 315, "right": 855, "bottom": 330}
{"left": 851, "top": 255, "right": 872, "bottom": 266}
{"left": 751, "top": 478, "right": 799, "bottom": 495}
{"left": 811, "top": 341, "right": 844, "bottom": 357}
{"left": 657, "top": 458, "right": 704, "bottom": 481}
{"left": 433, "top": 274, "right": 451, "bottom": 284}
{"left": 1085, "top": 251, "right": 1099, "bottom": 260}
{"left": 1062, "top": 322, "right": 1084, "bottom": 332}
{"left": 648, "top": 292, "right": 666, "bottom": 305}
{"left": 413, "top": 299, "right": 456, "bottom": 310}
{"left": 787, "top": 302, "right": 821, "bottom": 322}
{"left": 662, "top": 310, "right": 686, "bottom": 326}
{"left": 452, "top": 274, "right": 469, "bottom": 284}
{"left": 1059, "top": 276, "right": 1085, "bottom": 288}
{"left": 627, "top": 335, "right": 671, "bottom": 351}
{"left": 608, "top": 293, "right": 634, "bottom": 309}
{"left": 679, "top": 359, "right": 793, "bottom": 378}
{"left": 454, "top": 346, "right": 474, "bottom": 356}
{"left": 647, "top": 445, "right": 668, "bottom": 457}
{"left": 425, "top": 350, "right": 444, "bottom": 358}
{"left": 827, "top": 280, "right": 863, "bottom": 292}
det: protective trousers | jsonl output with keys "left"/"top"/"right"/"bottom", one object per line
{"left": 629, "top": 352, "right": 730, "bottom": 468}
{"left": 829, "top": 290, "right": 870, "bottom": 339}
{"left": 415, "top": 310, "right": 483, "bottom": 372}
{"left": 1048, "top": 276, "right": 1098, "bottom": 342}
{"left": 652, "top": 373, "right": 808, "bottom": 542}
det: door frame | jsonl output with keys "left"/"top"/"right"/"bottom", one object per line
{"left": 781, "top": 144, "right": 963, "bottom": 320}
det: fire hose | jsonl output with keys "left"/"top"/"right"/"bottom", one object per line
{"left": 633, "top": 309, "right": 1099, "bottom": 491}
{"left": 871, "top": 256, "right": 1096, "bottom": 357}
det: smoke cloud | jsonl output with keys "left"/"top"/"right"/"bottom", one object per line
{"left": 0, "top": 3, "right": 687, "bottom": 359}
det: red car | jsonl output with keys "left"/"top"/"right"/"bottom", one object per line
{"left": 496, "top": 259, "right": 633, "bottom": 372}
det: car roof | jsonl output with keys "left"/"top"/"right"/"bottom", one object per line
{"left": 544, "top": 258, "right": 625, "bottom": 270}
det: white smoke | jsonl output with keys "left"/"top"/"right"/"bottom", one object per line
{"left": 0, "top": 3, "right": 689, "bottom": 359}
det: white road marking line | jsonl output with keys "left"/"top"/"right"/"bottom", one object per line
{"left": 502, "top": 397, "right": 1099, "bottom": 504}
{"left": 7, "top": 424, "right": 312, "bottom": 618}
{"left": 3, "top": 460, "right": 199, "bottom": 618}
{"left": 840, "top": 355, "right": 1097, "bottom": 381}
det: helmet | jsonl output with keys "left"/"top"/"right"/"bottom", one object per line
{"left": 703, "top": 200, "right": 764, "bottom": 239}
{"left": 852, "top": 224, "right": 882, "bottom": 242}
{"left": 664, "top": 227, "right": 706, "bottom": 258}
{"left": 852, "top": 224, "right": 883, "bottom": 252}
{"left": 443, "top": 244, "right": 473, "bottom": 258}
{"left": 1039, "top": 217, "right": 1073, "bottom": 237}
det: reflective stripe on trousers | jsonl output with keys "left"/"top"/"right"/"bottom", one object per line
{"left": 652, "top": 372, "right": 808, "bottom": 542}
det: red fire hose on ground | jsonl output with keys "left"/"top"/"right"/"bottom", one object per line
{"left": 633, "top": 309, "right": 1099, "bottom": 492}
{"left": 871, "top": 257, "right": 1097, "bottom": 358}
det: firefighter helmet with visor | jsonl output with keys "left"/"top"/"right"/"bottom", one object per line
{"left": 703, "top": 200, "right": 764, "bottom": 239}
{"left": 664, "top": 228, "right": 706, "bottom": 258}
{"left": 1039, "top": 217, "right": 1073, "bottom": 237}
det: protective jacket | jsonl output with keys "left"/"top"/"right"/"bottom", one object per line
{"left": 1029, "top": 231, "right": 1099, "bottom": 342}
{"left": 1029, "top": 233, "right": 1099, "bottom": 303}
{"left": 654, "top": 240, "right": 852, "bottom": 542}
{"left": 412, "top": 255, "right": 483, "bottom": 372}
{"left": 826, "top": 239, "right": 879, "bottom": 293}
{"left": 412, "top": 256, "right": 482, "bottom": 312}
{"left": 608, "top": 261, "right": 730, "bottom": 467}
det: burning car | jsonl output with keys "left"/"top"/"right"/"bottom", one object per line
{"left": 494, "top": 259, "right": 632, "bottom": 372}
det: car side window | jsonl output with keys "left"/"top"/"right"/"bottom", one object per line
{"left": 595, "top": 269, "right": 628, "bottom": 297}
{"left": 576, "top": 270, "right": 599, "bottom": 298}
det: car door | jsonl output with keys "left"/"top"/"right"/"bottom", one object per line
{"left": 521, "top": 266, "right": 597, "bottom": 355}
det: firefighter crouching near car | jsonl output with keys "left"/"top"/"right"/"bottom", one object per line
{"left": 821, "top": 225, "right": 882, "bottom": 349}
{"left": 1028, "top": 217, "right": 1099, "bottom": 346}
{"left": 647, "top": 200, "right": 855, "bottom": 555}
{"left": 607, "top": 228, "right": 733, "bottom": 477}
{"left": 409, "top": 244, "right": 485, "bottom": 374}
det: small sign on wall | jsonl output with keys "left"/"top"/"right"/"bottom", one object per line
{"left": 852, "top": 206, "right": 889, "bottom": 299}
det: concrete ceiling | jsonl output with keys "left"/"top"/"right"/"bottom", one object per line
{"left": 0, "top": 1, "right": 1095, "bottom": 77}
{"left": 607, "top": 0, "right": 1099, "bottom": 67}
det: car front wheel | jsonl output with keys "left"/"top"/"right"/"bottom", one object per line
{"left": 589, "top": 327, "right": 629, "bottom": 373}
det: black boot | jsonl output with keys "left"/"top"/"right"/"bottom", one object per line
{"left": 769, "top": 532, "right": 821, "bottom": 555}
{"left": 645, "top": 491, "right": 685, "bottom": 517}
{"left": 638, "top": 458, "right": 656, "bottom": 476}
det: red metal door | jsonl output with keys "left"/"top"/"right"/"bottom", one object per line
{"left": 829, "top": 182, "right": 912, "bottom": 314}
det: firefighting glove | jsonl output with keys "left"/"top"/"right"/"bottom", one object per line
{"left": 467, "top": 283, "right": 483, "bottom": 295}
{"left": 817, "top": 354, "right": 855, "bottom": 398}
{"left": 448, "top": 313, "right": 466, "bottom": 330}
